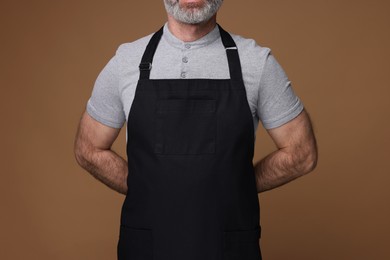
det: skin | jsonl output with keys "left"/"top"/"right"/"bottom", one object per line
{"left": 74, "top": 112, "right": 126, "bottom": 194}
{"left": 74, "top": 0, "right": 318, "bottom": 195}
{"left": 254, "top": 109, "right": 317, "bottom": 192}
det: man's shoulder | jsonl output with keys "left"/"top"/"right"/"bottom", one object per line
{"left": 115, "top": 32, "right": 154, "bottom": 58}
{"left": 228, "top": 31, "right": 271, "bottom": 59}
{"left": 108, "top": 31, "right": 156, "bottom": 71}
{"left": 225, "top": 30, "right": 272, "bottom": 71}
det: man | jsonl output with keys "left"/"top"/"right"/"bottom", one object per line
{"left": 74, "top": 0, "right": 318, "bottom": 259}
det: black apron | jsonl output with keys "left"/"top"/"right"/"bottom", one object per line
{"left": 117, "top": 24, "right": 262, "bottom": 260}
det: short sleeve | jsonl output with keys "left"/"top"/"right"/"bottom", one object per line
{"left": 86, "top": 50, "right": 126, "bottom": 129}
{"left": 257, "top": 51, "right": 304, "bottom": 129}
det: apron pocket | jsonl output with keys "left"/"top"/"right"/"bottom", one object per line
{"left": 223, "top": 226, "right": 262, "bottom": 260}
{"left": 154, "top": 98, "right": 216, "bottom": 155}
{"left": 117, "top": 225, "right": 153, "bottom": 260}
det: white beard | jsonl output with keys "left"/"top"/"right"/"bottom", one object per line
{"left": 163, "top": 0, "right": 223, "bottom": 24}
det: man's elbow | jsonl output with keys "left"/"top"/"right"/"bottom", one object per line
{"left": 301, "top": 146, "right": 318, "bottom": 175}
{"left": 74, "top": 146, "right": 85, "bottom": 168}
{"left": 74, "top": 140, "right": 90, "bottom": 169}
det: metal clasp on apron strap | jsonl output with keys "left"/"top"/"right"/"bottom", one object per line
{"left": 139, "top": 62, "right": 152, "bottom": 71}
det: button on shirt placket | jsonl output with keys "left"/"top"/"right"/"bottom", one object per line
{"left": 181, "top": 44, "right": 191, "bottom": 79}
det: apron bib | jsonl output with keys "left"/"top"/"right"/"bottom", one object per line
{"left": 117, "top": 24, "right": 262, "bottom": 260}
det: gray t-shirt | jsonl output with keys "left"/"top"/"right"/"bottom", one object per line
{"left": 86, "top": 23, "right": 303, "bottom": 140}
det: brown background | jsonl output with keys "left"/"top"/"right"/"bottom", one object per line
{"left": 1, "top": 0, "right": 389, "bottom": 259}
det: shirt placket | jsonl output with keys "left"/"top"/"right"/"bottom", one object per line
{"left": 180, "top": 43, "right": 191, "bottom": 79}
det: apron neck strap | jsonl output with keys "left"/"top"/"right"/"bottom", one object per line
{"left": 139, "top": 26, "right": 164, "bottom": 80}
{"left": 217, "top": 24, "right": 244, "bottom": 81}
{"left": 139, "top": 24, "right": 243, "bottom": 81}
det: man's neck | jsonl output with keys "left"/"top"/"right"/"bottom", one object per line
{"left": 166, "top": 15, "right": 217, "bottom": 42}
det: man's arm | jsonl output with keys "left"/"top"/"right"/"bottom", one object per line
{"left": 74, "top": 111, "right": 128, "bottom": 195}
{"left": 254, "top": 108, "right": 318, "bottom": 193}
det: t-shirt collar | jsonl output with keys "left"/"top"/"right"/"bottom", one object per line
{"left": 162, "top": 22, "right": 220, "bottom": 50}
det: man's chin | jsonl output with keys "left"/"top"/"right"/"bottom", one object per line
{"left": 176, "top": 19, "right": 204, "bottom": 25}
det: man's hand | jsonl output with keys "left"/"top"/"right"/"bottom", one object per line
{"left": 254, "top": 109, "right": 318, "bottom": 193}
{"left": 74, "top": 111, "right": 128, "bottom": 195}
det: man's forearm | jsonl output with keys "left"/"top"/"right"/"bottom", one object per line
{"left": 76, "top": 148, "right": 128, "bottom": 195}
{"left": 254, "top": 147, "right": 315, "bottom": 193}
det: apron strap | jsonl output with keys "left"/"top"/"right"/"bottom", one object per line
{"left": 139, "top": 24, "right": 243, "bottom": 81}
{"left": 217, "top": 24, "right": 244, "bottom": 82}
{"left": 139, "top": 26, "right": 164, "bottom": 80}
